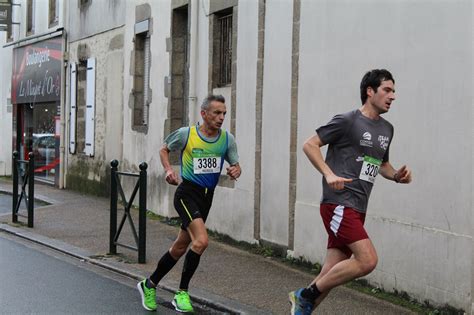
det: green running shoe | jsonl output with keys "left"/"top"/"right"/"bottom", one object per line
{"left": 172, "top": 290, "right": 194, "bottom": 313}
{"left": 137, "top": 279, "right": 157, "bottom": 311}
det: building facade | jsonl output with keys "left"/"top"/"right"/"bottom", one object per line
{"left": 2, "top": 0, "right": 472, "bottom": 312}
{"left": 2, "top": 0, "right": 65, "bottom": 186}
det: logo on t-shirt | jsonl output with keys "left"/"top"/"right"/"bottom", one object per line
{"left": 360, "top": 131, "right": 373, "bottom": 147}
{"left": 378, "top": 135, "right": 390, "bottom": 150}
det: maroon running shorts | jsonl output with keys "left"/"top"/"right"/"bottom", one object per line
{"left": 320, "top": 203, "right": 369, "bottom": 257}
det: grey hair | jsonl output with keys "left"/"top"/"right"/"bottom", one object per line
{"left": 201, "top": 94, "right": 226, "bottom": 110}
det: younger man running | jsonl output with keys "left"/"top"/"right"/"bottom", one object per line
{"left": 137, "top": 95, "right": 241, "bottom": 312}
{"left": 290, "top": 69, "right": 412, "bottom": 314}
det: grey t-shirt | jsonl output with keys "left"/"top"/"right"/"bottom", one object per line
{"left": 164, "top": 126, "right": 239, "bottom": 165}
{"left": 316, "top": 109, "right": 394, "bottom": 213}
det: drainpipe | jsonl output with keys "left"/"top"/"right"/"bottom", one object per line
{"left": 59, "top": 0, "right": 68, "bottom": 189}
{"left": 188, "top": 0, "right": 199, "bottom": 124}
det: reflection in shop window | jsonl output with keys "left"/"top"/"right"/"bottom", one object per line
{"left": 31, "top": 104, "right": 60, "bottom": 183}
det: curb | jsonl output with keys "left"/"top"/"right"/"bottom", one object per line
{"left": 0, "top": 223, "right": 266, "bottom": 315}
{"left": 0, "top": 188, "right": 58, "bottom": 206}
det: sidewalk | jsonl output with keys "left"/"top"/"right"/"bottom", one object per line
{"left": 0, "top": 178, "right": 415, "bottom": 315}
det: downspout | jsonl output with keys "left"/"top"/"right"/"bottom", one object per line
{"left": 188, "top": 0, "right": 199, "bottom": 124}
{"left": 59, "top": 0, "right": 68, "bottom": 189}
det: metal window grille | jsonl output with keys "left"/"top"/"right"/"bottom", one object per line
{"left": 218, "top": 14, "right": 232, "bottom": 86}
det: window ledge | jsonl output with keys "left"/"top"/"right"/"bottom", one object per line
{"left": 132, "top": 125, "right": 149, "bottom": 134}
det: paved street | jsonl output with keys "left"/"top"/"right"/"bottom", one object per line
{"left": 0, "top": 192, "right": 17, "bottom": 214}
{"left": 0, "top": 232, "right": 214, "bottom": 315}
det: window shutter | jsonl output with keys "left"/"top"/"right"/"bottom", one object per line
{"left": 69, "top": 62, "right": 77, "bottom": 154}
{"left": 85, "top": 58, "right": 96, "bottom": 157}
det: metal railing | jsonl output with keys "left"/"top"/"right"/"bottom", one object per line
{"left": 109, "top": 159, "right": 148, "bottom": 263}
{"left": 12, "top": 151, "right": 35, "bottom": 228}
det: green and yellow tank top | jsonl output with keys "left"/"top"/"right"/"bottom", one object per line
{"left": 181, "top": 126, "right": 228, "bottom": 189}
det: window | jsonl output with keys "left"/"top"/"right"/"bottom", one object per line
{"left": 69, "top": 62, "right": 77, "bottom": 154}
{"left": 211, "top": 9, "right": 233, "bottom": 88}
{"left": 26, "top": 0, "right": 34, "bottom": 35}
{"left": 132, "top": 20, "right": 150, "bottom": 130}
{"left": 75, "top": 59, "right": 87, "bottom": 154}
{"left": 49, "top": 0, "right": 59, "bottom": 27}
{"left": 2, "top": 1, "right": 13, "bottom": 41}
{"left": 7, "top": 25, "right": 13, "bottom": 42}
{"left": 217, "top": 13, "right": 232, "bottom": 87}
{"left": 6, "top": 22, "right": 12, "bottom": 42}
{"left": 71, "top": 58, "right": 95, "bottom": 156}
{"left": 84, "top": 58, "right": 96, "bottom": 157}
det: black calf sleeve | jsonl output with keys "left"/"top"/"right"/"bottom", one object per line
{"left": 179, "top": 249, "right": 202, "bottom": 290}
{"left": 149, "top": 251, "right": 178, "bottom": 285}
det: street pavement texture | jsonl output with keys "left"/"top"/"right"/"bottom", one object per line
{"left": 0, "top": 233, "right": 182, "bottom": 314}
{"left": 0, "top": 178, "right": 415, "bottom": 314}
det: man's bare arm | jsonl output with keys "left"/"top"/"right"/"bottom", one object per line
{"left": 159, "top": 144, "right": 179, "bottom": 185}
{"left": 380, "top": 161, "right": 412, "bottom": 183}
{"left": 302, "top": 135, "right": 352, "bottom": 190}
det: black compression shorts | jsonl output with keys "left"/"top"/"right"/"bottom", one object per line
{"left": 173, "top": 179, "right": 214, "bottom": 230}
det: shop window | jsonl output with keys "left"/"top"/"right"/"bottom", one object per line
{"left": 31, "top": 103, "right": 60, "bottom": 184}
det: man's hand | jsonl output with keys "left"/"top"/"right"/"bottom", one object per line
{"left": 394, "top": 165, "right": 412, "bottom": 184}
{"left": 325, "top": 173, "right": 352, "bottom": 190}
{"left": 165, "top": 169, "right": 179, "bottom": 185}
{"left": 226, "top": 163, "right": 241, "bottom": 180}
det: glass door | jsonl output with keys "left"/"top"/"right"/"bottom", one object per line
{"left": 31, "top": 103, "right": 60, "bottom": 184}
{"left": 18, "top": 102, "right": 60, "bottom": 185}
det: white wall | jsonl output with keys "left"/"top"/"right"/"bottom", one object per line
{"left": 206, "top": 0, "right": 259, "bottom": 243}
{"left": 68, "top": 0, "right": 125, "bottom": 42}
{"left": 66, "top": 27, "right": 125, "bottom": 183}
{"left": 0, "top": 37, "right": 12, "bottom": 176}
{"left": 294, "top": 0, "right": 472, "bottom": 310}
{"left": 122, "top": 0, "right": 173, "bottom": 216}
{"left": 259, "top": 0, "right": 293, "bottom": 245}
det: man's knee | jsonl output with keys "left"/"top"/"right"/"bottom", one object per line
{"left": 192, "top": 238, "right": 208, "bottom": 254}
{"left": 170, "top": 244, "right": 187, "bottom": 258}
{"left": 170, "top": 239, "right": 190, "bottom": 258}
{"left": 350, "top": 239, "right": 378, "bottom": 276}
{"left": 359, "top": 254, "right": 378, "bottom": 276}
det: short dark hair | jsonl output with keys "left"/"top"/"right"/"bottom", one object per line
{"left": 201, "top": 94, "right": 226, "bottom": 110}
{"left": 360, "top": 69, "right": 395, "bottom": 104}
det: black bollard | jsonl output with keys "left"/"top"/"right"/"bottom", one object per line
{"left": 12, "top": 151, "right": 18, "bottom": 223}
{"left": 109, "top": 159, "right": 119, "bottom": 255}
{"left": 138, "top": 162, "right": 148, "bottom": 264}
{"left": 27, "top": 152, "right": 34, "bottom": 228}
